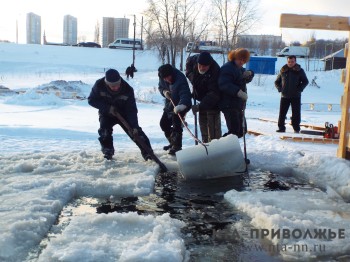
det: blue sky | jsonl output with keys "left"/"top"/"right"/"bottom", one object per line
{"left": 0, "top": 0, "right": 349, "bottom": 44}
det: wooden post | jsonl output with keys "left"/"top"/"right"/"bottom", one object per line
{"left": 280, "top": 14, "right": 350, "bottom": 160}
{"left": 340, "top": 41, "right": 350, "bottom": 159}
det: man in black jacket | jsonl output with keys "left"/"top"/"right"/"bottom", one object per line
{"left": 185, "top": 51, "right": 221, "bottom": 143}
{"left": 158, "top": 64, "right": 192, "bottom": 155}
{"left": 275, "top": 55, "right": 309, "bottom": 133}
{"left": 88, "top": 68, "right": 153, "bottom": 160}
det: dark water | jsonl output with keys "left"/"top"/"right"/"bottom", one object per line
{"left": 31, "top": 169, "right": 316, "bottom": 261}
{"left": 95, "top": 170, "right": 301, "bottom": 261}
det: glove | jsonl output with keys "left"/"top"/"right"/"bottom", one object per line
{"left": 174, "top": 104, "right": 187, "bottom": 114}
{"left": 109, "top": 106, "right": 117, "bottom": 116}
{"left": 243, "top": 70, "right": 254, "bottom": 83}
{"left": 163, "top": 90, "right": 171, "bottom": 100}
{"left": 237, "top": 90, "right": 248, "bottom": 101}
{"left": 191, "top": 104, "right": 200, "bottom": 114}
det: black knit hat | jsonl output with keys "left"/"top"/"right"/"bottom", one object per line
{"left": 197, "top": 51, "right": 213, "bottom": 66}
{"left": 158, "top": 64, "right": 173, "bottom": 78}
{"left": 105, "top": 69, "right": 121, "bottom": 85}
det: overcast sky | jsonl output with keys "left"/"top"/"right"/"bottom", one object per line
{"left": 0, "top": 0, "right": 349, "bottom": 44}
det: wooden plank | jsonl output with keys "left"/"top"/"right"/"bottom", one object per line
{"left": 247, "top": 130, "right": 266, "bottom": 136}
{"left": 280, "top": 136, "right": 339, "bottom": 144}
{"left": 280, "top": 14, "right": 350, "bottom": 31}
{"left": 257, "top": 118, "right": 325, "bottom": 131}
{"left": 337, "top": 32, "right": 350, "bottom": 158}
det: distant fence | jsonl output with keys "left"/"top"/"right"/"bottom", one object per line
{"left": 302, "top": 103, "right": 341, "bottom": 112}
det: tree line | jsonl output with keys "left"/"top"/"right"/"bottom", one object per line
{"left": 142, "top": 0, "right": 259, "bottom": 70}
{"left": 293, "top": 37, "right": 348, "bottom": 59}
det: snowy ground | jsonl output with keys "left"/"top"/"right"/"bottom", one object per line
{"left": 1, "top": 43, "right": 350, "bottom": 261}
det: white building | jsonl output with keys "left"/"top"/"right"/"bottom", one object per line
{"left": 26, "top": 12, "right": 41, "bottom": 44}
{"left": 102, "top": 17, "right": 130, "bottom": 47}
{"left": 63, "top": 15, "right": 77, "bottom": 45}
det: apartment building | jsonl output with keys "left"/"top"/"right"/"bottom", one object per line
{"left": 102, "top": 17, "right": 130, "bottom": 47}
{"left": 63, "top": 15, "right": 78, "bottom": 45}
{"left": 26, "top": 12, "right": 41, "bottom": 44}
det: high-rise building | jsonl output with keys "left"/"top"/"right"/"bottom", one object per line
{"left": 26, "top": 12, "right": 41, "bottom": 44}
{"left": 114, "top": 18, "right": 129, "bottom": 39}
{"left": 63, "top": 15, "right": 77, "bottom": 45}
{"left": 102, "top": 17, "right": 130, "bottom": 47}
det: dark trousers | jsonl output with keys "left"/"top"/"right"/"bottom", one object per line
{"left": 278, "top": 97, "right": 301, "bottom": 131}
{"left": 98, "top": 114, "right": 152, "bottom": 157}
{"left": 160, "top": 111, "right": 186, "bottom": 148}
{"left": 222, "top": 108, "right": 245, "bottom": 138}
{"left": 198, "top": 109, "right": 222, "bottom": 143}
{"left": 159, "top": 111, "right": 184, "bottom": 137}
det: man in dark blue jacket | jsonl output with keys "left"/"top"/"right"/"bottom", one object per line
{"left": 158, "top": 64, "right": 192, "bottom": 155}
{"left": 218, "top": 48, "right": 254, "bottom": 138}
{"left": 185, "top": 52, "right": 221, "bottom": 143}
{"left": 88, "top": 68, "right": 153, "bottom": 160}
{"left": 275, "top": 55, "right": 309, "bottom": 133}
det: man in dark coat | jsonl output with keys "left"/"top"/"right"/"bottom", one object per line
{"left": 125, "top": 64, "right": 137, "bottom": 80}
{"left": 185, "top": 51, "right": 221, "bottom": 143}
{"left": 275, "top": 55, "right": 309, "bottom": 133}
{"left": 88, "top": 68, "right": 153, "bottom": 160}
{"left": 158, "top": 64, "right": 192, "bottom": 155}
{"left": 218, "top": 48, "right": 254, "bottom": 138}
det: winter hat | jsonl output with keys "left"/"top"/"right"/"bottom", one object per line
{"left": 158, "top": 64, "right": 173, "bottom": 78}
{"left": 105, "top": 69, "right": 121, "bottom": 85}
{"left": 228, "top": 48, "right": 250, "bottom": 63}
{"left": 197, "top": 52, "right": 213, "bottom": 66}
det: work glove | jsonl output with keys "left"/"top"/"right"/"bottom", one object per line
{"left": 191, "top": 104, "right": 200, "bottom": 114}
{"left": 174, "top": 104, "right": 187, "bottom": 114}
{"left": 243, "top": 70, "right": 254, "bottom": 83}
{"left": 237, "top": 90, "right": 248, "bottom": 102}
{"left": 109, "top": 105, "right": 117, "bottom": 116}
{"left": 163, "top": 90, "right": 171, "bottom": 100}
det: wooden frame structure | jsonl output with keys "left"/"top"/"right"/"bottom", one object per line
{"left": 280, "top": 14, "right": 350, "bottom": 160}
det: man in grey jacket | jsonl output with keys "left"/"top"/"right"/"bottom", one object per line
{"left": 275, "top": 55, "right": 309, "bottom": 133}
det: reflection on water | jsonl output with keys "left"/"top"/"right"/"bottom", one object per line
{"left": 33, "top": 169, "right": 318, "bottom": 261}
{"left": 96, "top": 172, "right": 282, "bottom": 261}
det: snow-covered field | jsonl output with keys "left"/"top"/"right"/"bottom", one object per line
{"left": 1, "top": 42, "right": 350, "bottom": 261}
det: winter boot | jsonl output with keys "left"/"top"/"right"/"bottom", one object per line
{"left": 168, "top": 132, "right": 182, "bottom": 155}
{"left": 98, "top": 128, "right": 114, "bottom": 160}
{"left": 163, "top": 135, "right": 172, "bottom": 151}
{"left": 102, "top": 148, "right": 114, "bottom": 160}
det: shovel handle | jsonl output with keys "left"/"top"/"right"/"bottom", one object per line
{"left": 169, "top": 98, "right": 208, "bottom": 155}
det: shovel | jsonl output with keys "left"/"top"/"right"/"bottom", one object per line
{"left": 111, "top": 110, "right": 168, "bottom": 172}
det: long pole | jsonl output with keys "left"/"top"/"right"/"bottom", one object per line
{"left": 193, "top": 97, "right": 198, "bottom": 145}
{"left": 242, "top": 103, "right": 250, "bottom": 185}
{"left": 168, "top": 97, "right": 208, "bottom": 154}
{"left": 132, "top": 15, "right": 136, "bottom": 66}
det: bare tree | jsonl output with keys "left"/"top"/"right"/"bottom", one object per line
{"left": 212, "top": 0, "right": 260, "bottom": 60}
{"left": 258, "top": 37, "right": 269, "bottom": 55}
{"left": 94, "top": 20, "right": 100, "bottom": 44}
{"left": 143, "top": 0, "right": 212, "bottom": 68}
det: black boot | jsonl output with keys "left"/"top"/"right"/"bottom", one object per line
{"left": 168, "top": 132, "right": 182, "bottom": 155}
{"left": 163, "top": 135, "right": 172, "bottom": 151}
{"left": 98, "top": 128, "right": 114, "bottom": 160}
{"left": 102, "top": 148, "right": 114, "bottom": 160}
